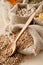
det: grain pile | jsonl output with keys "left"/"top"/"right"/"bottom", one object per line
{"left": 16, "top": 7, "right": 35, "bottom": 17}
{"left": 0, "top": 35, "right": 23, "bottom": 65}
{"left": 11, "top": 28, "right": 34, "bottom": 51}
{"left": 16, "top": 8, "right": 31, "bottom": 17}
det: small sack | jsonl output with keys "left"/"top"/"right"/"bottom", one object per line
{"left": 11, "top": 24, "right": 43, "bottom": 56}
{"left": 9, "top": 3, "right": 36, "bottom": 24}
{"left": 34, "top": 4, "right": 43, "bottom": 26}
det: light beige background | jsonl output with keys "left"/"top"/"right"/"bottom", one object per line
{"left": 20, "top": 52, "right": 43, "bottom": 65}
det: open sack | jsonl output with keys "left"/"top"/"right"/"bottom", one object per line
{"left": 9, "top": 3, "right": 36, "bottom": 24}
{"left": 34, "top": 4, "right": 43, "bottom": 26}
{"left": 10, "top": 24, "right": 43, "bottom": 56}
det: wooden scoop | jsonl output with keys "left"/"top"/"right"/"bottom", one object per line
{"left": 8, "top": 2, "right": 43, "bottom": 56}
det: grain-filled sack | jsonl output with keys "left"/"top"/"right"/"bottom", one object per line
{"left": 9, "top": 3, "right": 36, "bottom": 24}
{"left": 34, "top": 4, "right": 43, "bottom": 26}
{"left": 11, "top": 24, "right": 43, "bottom": 56}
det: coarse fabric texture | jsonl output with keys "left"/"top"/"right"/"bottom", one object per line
{"left": 34, "top": 4, "right": 43, "bottom": 26}
{"left": 9, "top": 3, "right": 36, "bottom": 24}
{"left": 11, "top": 24, "right": 43, "bottom": 56}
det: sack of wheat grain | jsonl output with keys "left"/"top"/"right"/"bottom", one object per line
{"left": 10, "top": 24, "right": 43, "bottom": 56}
{"left": 9, "top": 3, "right": 36, "bottom": 24}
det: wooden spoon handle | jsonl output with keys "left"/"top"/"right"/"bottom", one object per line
{"left": 14, "top": 3, "right": 43, "bottom": 43}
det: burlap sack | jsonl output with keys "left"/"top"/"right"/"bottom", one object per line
{"left": 9, "top": 3, "right": 36, "bottom": 24}
{"left": 11, "top": 24, "right": 43, "bottom": 56}
{"left": 34, "top": 4, "right": 43, "bottom": 26}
